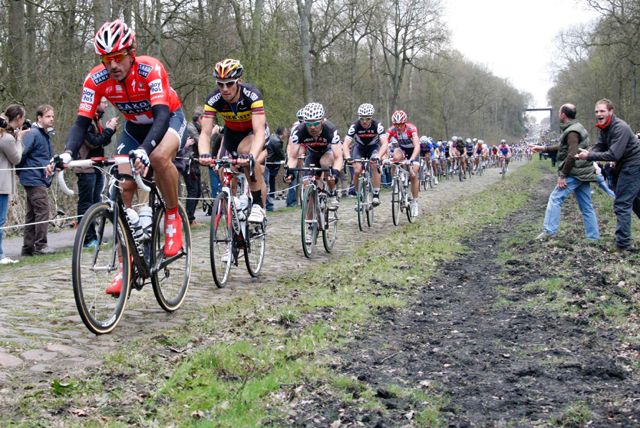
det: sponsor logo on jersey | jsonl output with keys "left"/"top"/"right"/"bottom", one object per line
{"left": 115, "top": 85, "right": 123, "bottom": 92}
{"left": 149, "top": 79, "right": 163, "bottom": 95}
{"left": 79, "top": 102, "right": 92, "bottom": 112}
{"left": 82, "top": 88, "right": 95, "bottom": 104}
{"left": 208, "top": 93, "right": 222, "bottom": 105}
{"left": 91, "top": 69, "right": 109, "bottom": 85}
{"left": 243, "top": 87, "right": 259, "bottom": 102}
{"left": 114, "top": 100, "right": 152, "bottom": 114}
{"left": 138, "top": 64, "right": 153, "bottom": 78}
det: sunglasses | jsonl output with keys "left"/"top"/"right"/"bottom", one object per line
{"left": 359, "top": 117, "right": 372, "bottom": 121}
{"left": 101, "top": 51, "right": 129, "bottom": 65}
{"left": 305, "top": 120, "right": 321, "bottom": 127}
{"left": 393, "top": 123, "right": 406, "bottom": 127}
{"left": 216, "top": 79, "right": 239, "bottom": 89}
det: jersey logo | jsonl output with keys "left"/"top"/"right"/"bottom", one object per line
{"left": 138, "top": 64, "right": 153, "bottom": 78}
{"left": 114, "top": 100, "right": 151, "bottom": 114}
{"left": 209, "top": 93, "right": 222, "bottom": 105}
{"left": 91, "top": 69, "right": 109, "bottom": 85}
{"left": 79, "top": 102, "right": 92, "bottom": 112}
{"left": 149, "top": 79, "right": 163, "bottom": 95}
{"left": 242, "top": 87, "right": 259, "bottom": 102}
{"left": 82, "top": 88, "right": 95, "bottom": 104}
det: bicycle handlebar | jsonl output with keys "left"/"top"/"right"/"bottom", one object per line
{"left": 57, "top": 156, "right": 150, "bottom": 196}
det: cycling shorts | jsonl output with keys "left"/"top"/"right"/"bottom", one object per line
{"left": 222, "top": 125, "right": 270, "bottom": 157}
{"left": 116, "top": 108, "right": 187, "bottom": 155}
{"left": 352, "top": 142, "right": 380, "bottom": 160}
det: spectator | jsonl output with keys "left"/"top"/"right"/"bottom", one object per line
{"left": 0, "top": 105, "right": 28, "bottom": 264}
{"left": 531, "top": 103, "right": 599, "bottom": 241}
{"left": 74, "top": 97, "right": 118, "bottom": 247}
{"left": 17, "top": 104, "right": 55, "bottom": 256}
{"left": 577, "top": 98, "right": 640, "bottom": 251}
{"left": 265, "top": 127, "right": 286, "bottom": 211}
{"left": 183, "top": 109, "right": 203, "bottom": 225}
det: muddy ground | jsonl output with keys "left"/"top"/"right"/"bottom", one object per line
{"left": 281, "top": 174, "right": 640, "bottom": 427}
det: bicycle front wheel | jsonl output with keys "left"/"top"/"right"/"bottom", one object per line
{"left": 391, "top": 177, "right": 400, "bottom": 226}
{"left": 151, "top": 203, "right": 191, "bottom": 311}
{"left": 72, "top": 202, "right": 131, "bottom": 335}
{"left": 244, "top": 220, "right": 266, "bottom": 277}
{"left": 322, "top": 205, "right": 338, "bottom": 253}
{"left": 301, "top": 185, "right": 318, "bottom": 258}
{"left": 210, "top": 193, "right": 233, "bottom": 288}
{"left": 357, "top": 178, "right": 366, "bottom": 232}
{"left": 365, "top": 179, "right": 374, "bottom": 227}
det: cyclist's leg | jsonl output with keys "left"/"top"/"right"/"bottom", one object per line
{"left": 351, "top": 144, "right": 364, "bottom": 191}
{"left": 319, "top": 150, "right": 336, "bottom": 193}
{"left": 237, "top": 131, "right": 267, "bottom": 209}
{"left": 410, "top": 162, "right": 420, "bottom": 199}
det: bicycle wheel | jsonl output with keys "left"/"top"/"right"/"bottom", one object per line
{"left": 244, "top": 219, "right": 266, "bottom": 277}
{"left": 406, "top": 194, "right": 415, "bottom": 224}
{"left": 151, "top": 203, "right": 191, "bottom": 311}
{"left": 356, "top": 178, "right": 366, "bottom": 232}
{"left": 365, "top": 179, "right": 374, "bottom": 228}
{"left": 322, "top": 201, "right": 338, "bottom": 253}
{"left": 72, "top": 202, "right": 131, "bottom": 335}
{"left": 391, "top": 177, "right": 400, "bottom": 226}
{"left": 301, "top": 185, "right": 318, "bottom": 258}
{"left": 501, "top": 163, "right": 507, "bottom": 178}
{"left": 210, "top": 193, "right": 233, "bottom": 287}
{"left": 458, "top": 164, "right": 464, "bottom": 182}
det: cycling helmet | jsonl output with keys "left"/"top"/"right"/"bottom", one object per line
{"left": 213, "top": 59, "right": 244, "bottom": 80}
{"left": 472, "top": 138, "right": 478, "bottom": 143}
{"left": 357, "top": 103, "right": 375, "bottom": 117}
{"left": 296, "top": 108, "right": 304, "bottom": 122}
{"left": 500, "top": 139, "right": 507, "bottom": 144}
{"left": 466, "top": 138, "right": 472, "bottom": 144}
{"left": 391, "top": 110, "right": 407, "bottom": 124}
{"left": 94, "top": 20, "right": 135, "bottom": 55}
{"left": 419, "top": 136, "right": 429, "bottom": 144}
{"left": 303, "top": 102, "right": 325, "bottom": 121}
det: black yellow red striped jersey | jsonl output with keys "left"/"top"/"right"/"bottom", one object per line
{"left": 203, "top": 83, "right": 265, "bottom": 132}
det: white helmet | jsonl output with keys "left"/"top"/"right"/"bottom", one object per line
{"left": 357, "top": 103, "right": 375, "bottom": 117}
{"left": 94, "top": 19, "right": 135, "bottom": 55}
{"left": 303, "top": 102, "right": 325, "bottom": 121}
{"left": 419, "top": 136, "right": 429, "bottom": 144}
{"left": 296, "top": 108, "right": 304, "bottom": 122}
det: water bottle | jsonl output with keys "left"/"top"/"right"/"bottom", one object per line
{"left": 138, "top": 205, "right": 153, "bottom": 240}
{"left": 125, "top": 208, "right": 145, "bottom": 257}
{"left": 237, "top": 194, "right": 249, "bottom": 221}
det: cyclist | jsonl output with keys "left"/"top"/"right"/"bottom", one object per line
{"left": 197, "top": 59, "right": 268, "bottom": 224}
{"left": 343, "top": 103, "right": 388, "bottom": 206}
{"left": 465, "top": 138, "right": 475, "bottom": 174}
{"left": 286, "top": 102, "right": 342, "bottom": 208}
{"left": 451, "top": 136, "right": 467, "bottom": 178}
{"left": 387, "top": 110, "right": 420, "bottom": 217}
{"left": 498, "top": 138, "right": 512, "bottom": 173}
{"left": 52, "top": 20, "right": 188, "bottom": 296}
{"left": 418, "top": 136, "right": 438, "bottom": 186}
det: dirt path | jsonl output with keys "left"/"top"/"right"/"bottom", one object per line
{"left": 0, "top": 166, "right": 514, "bottom": 404}
{"left": 282, "top": 174, "right": 640, "bottom": 426}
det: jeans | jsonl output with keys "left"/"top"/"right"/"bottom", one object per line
{"left": 22, "top": 186, "right": 49, "bottom": 254}
{"left": 612, "top": 164, "right": 640, "bottom": 249}
{"left": 182, "top": 170, "right": 201, "bottom": 223}
{"left": 0, "top": 194, "right": 9, "bottom": 259}
{"left": 543, "top": 176, "right": 599, "bottom": 240}
{"left": 595, "top": 174, "right": 615, "bottom": 198}
{"left": 264, "top": 165, "right": 281, "bottom": 211}
{"left": 286, "top": 175, "right": 298, "bottom": 207}
{"left": 77, "top": 173, "right": 105, "bottom": 243}
{"left": 208, "top": 168, "right": 221, "bottom": 199}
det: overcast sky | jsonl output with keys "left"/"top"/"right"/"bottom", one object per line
{"left": 442, "top": 0, "right": 598, "bottom": 114}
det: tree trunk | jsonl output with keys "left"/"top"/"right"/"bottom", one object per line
{"left": 296, "top": 0, "right": 314, "bottom": 102}
{"left": 8, "top": 0, "right": 25, "bottom": 101}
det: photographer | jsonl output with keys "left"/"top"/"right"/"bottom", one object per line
{"left": 0, "top": 104, "right": 28, "bottom": 264}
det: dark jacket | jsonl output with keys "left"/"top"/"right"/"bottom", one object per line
{"left": 74, "top": 119, "right": 115, "bottom": 173}
{"left": 266, "top": 135, "right": 285, "bottom": 163}
{"left": 17, "top": 124, "right": 53, "bottom": 187}
{"left": 588, "top": 115, "right": 640, "bottom": 174}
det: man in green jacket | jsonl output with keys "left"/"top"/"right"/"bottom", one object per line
{"left": 530, "top": 103, "right": 599, "bottom": 241}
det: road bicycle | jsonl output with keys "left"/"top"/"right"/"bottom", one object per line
{"left": 290, "top": 166, "right": 338, "bottom": 258}
{"left": 418, "top": 157, "right": 434, "bottom": 191}
{"left": 390, "top": 160, "right": 416, "bottom": 225}
{"left": 57, "top": 155, "right": 192, "bottom": 334}
{"left": 348, "top": 158, "right": 378, "bottom": 232}
{"left": 209, "top": 157, "right": 266, "bottom": 288}
{"left": 451, "top": 156, "right": 464, "bottom": 182}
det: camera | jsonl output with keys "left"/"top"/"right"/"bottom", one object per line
{"left": 21, "top": 119, "right": 31, "bottom": 130}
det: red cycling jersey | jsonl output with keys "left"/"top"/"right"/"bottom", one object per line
{"left": 387, "top": 123, "right": 419, "bottom": 150}
{"left": 76, "top": 56, "right": 181, "bottom": 125}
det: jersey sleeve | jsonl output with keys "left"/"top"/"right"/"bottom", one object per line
{"left": 203, "top": 91, "right": 220, "bottom": 118}
{"left": 76, "top": 70, "right": 105, "bottom": 119}
{"left": 377, "top": 122, "right": 387, "bottom": 136}
{"left": 346, "top": 124, "right": 357, "bottom": 138}
{"left": 242, "top": 86, "right": 264, "bottom": 115}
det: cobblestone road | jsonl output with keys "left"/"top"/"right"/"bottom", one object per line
{"left": 0, "top": 166, "right": 519, "bottom": 397}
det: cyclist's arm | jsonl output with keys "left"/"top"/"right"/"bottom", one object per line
{"left": 410, "top": 134, "right": 420, "bottom": 161}
{"left": 198, "top": 115, "right": 215, "bottom": 156}
{"left": 331, "top": 142, "right": 343, "bottom": 171}
{"left": 342, "top": 136, "right": 353, "bottom": 159}
{"left": 379, "top": 134, "right": 389, "bottom": 159}
{"left": 286, "top": 137, "right": 301, "bottom": 169}
{"left": 140, "top": 104, "right": 170, "bottom": 154}
{"left": 250, "top": 113, "right": 266, "bottom": 160}
{"left": 64, "top": 115, "right": 93, "bottom": 157}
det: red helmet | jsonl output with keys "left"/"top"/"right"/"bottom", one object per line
{"left": 391, "top": 110, "right": 407, "bottom": 125}
{"left": 94, "top": 20, "right": 135, "bottom": 55}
